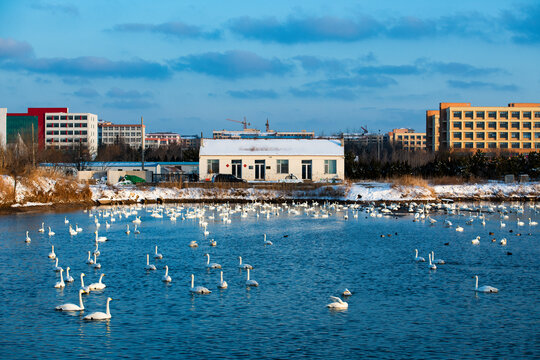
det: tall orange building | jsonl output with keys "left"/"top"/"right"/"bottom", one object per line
{"left": 426, "top": 102, "right": 540, "bottom": 153}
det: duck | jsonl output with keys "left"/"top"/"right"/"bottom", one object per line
{"left": 65, "top": 267, "right": 74, "bottom": 282}
{"left": 162, "top": 265, "right": 172, "bottom": 282}
{"left": 341, "top": 289, "right": 352, "bottom": 296}
{"left": 500, "top": 238, "right": 507, "bottom": 246}
{"left": 209, "top": 239, "right": 217, "bottom": 247}
{"left": 38, "top": 223, "right": 45, "bottom": 233}
{"left": 83, "top": 297, "right": 113, "bottom": 320}
{"left": 326, "top": 296, "right": 348, "bottom": 310}
{"left": 25, "top": 231, "right": 31, "bottom": 243}
{"left": 204, "top": 253, "right": 221, "bottom": 269}
{"left": 431, "top": 251, "right": 445, "bottom": 265}
{"left": 48, "top": 227, "right": 55, "bottom": 236}
{"left": 86, "top": 251, "right": 95, "bottom": 265}
{"left": 54, "top": 268, "right": 65, "bottom": 288}
{"left": 88, "top": 273, "right": 106, "bottom": 291}
{"left": 190, "top": 274, "right": 210, "bottom": 294}
{"left": 48, "top": 245, "right": 56, "bottom": 259}
{"left": 263, "top": 233, "right": 273, "bottom": 246}
{"left": 414, "top": 249, "right": 425, "bottom": 262}
{"left": 246, "top": 268, "right": 259, "bottom": 287}
{"left": 145, "top": 254, "right": 156, "bottom": 270}
{"left": 55, "top": 289, "right": 85, "bottom": 311}
{"left": 80, "top": 273, "right": 90, "bottom": 294}
{"left": 474, "top": 275, "right": 498, "bottom": 293}
{"left": 53, "top": 258, "right": 61, "bottom": 272}
{"left": 471, "top": 236, "right": 480, "bottom": 245}
{"left": 238, "top": 256, "right": 253, "bottom": 270}
{"left": 154, "top": 246, "right": 163, "bottom": 259}
{"left": 217, "top": 271, "right": 228, "bottom": 289}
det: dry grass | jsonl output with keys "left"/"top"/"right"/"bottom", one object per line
{"left": 390, "top": 175, "right": 431, "bottom": 188}
{"left": 428, "top": 176, "right": 487, "bottom": 185}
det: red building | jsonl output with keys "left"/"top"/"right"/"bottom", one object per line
{"left": 7, "top": 107, "right": 68, "bottom": 148}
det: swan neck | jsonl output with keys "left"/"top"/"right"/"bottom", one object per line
{"left": 60, "top": 269, "right": 64, "bottom": 282}
{"left": 220, "top": 271, "right": 223, "bottom": 282}
{"left": 165, "top": 266, "right": 168, "bottom": 276}
{"left": 81, "top": 274, "right": 85, "bottom": 287}
{"left": 247, "top": 268, "right": 250, "bottom": 280}
{"left": 106, "top": 299, "right": 110, "bottom": 316}
{"left": 475, "top": 276, "right": 478, "bottom": 289}
{"left": 100, "top": 274, "right": 104, "bottom": 283}
{"left": 191, "top": 274, "right": 194, "bottom": 288}
{"left": 147, "top": 254, "right": 149, "bottom": 265}
{"left": 79, "top": 291, "right": 84, "bottom": 308}
{"left": 239, "top": 256, "right": 242, "bottom": 265}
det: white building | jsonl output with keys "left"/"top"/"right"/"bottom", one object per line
{"left": 99, "top": 122, "right": 145, "bottom": 148}
{"left": 45, "top": 112, "right": 98, "bottom": 157}
{"left": 199, "top": 139, "right": 344, "bottom": 182}
{"left": 146, "top": 132, "right": 181, "bottom": 143}
{"left": 0, "top": 108, "right": 6, "bottom": 148}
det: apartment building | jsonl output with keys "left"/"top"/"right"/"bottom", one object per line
{"left": 426, "top": 102, "right": 540, "bottom": 153}
{"left": 388, "top": 128, "right": 426, "bottom": 151}
{"left": 99, "top": 122, "right": 145, "bottom": 148}
{"left": 45, "top": 112, "right": 98, "bottom": 157}
{"left": 146, "top": 132, "right": 181, "bottom": 143}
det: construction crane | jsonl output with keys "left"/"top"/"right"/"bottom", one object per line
{"left": 361, "top": 126, "right": 368, "bottom": 134}
{"left": 226, "top": 117, "right": 250, "bottom": 130}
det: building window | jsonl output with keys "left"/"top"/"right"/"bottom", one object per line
{"left": 488, "top": 122, "right": 496, "bottom": 129}
{"left": 476, "top": 132, "right": 485, "bottom": 140}
{"left": 276, "top": 160, "right": 289, "bottom": 174}
{"left": 324, "top": 160, "right": 337, "bottom": 174}
{"left": 488, "top": 142, "right": 497, "bottom": 148}
{"left": 465, "top": 142, "right": 474, "bottom": 148}
{"left": 477, "top": 142, "right": 485, "bottom": 148}
{"left": 488, "top": 132, "right": 497, "bottom": 139}
{"left": 524, "top": 111, "right": 532, "bottom": 119}
{"left": 488, "top": 111, "right": 497, "bottom": 119}
{"left": 535, "top": 112, "right": 540, "bottom": 118}
{"left": 500, "top": 132, "right": 508, "bottom": 139}
{"left": 511, "top": 132, "right": 520, "bottom": 140}
{"left": 46, "top": 116, "right": 53, "bottom": 120}
{"left": 524, "top": 142, "right": 532, "bottom": 149}
{"left": 453, "top": 111, "right": 462, "bottom": 119}
{"left": 476, "top": 111, "right": 485, "bottom": 119}
{"left": 523, "top": 122, "right": 532, "bottom": 129}
{"left": 465, "top": 132, "right": 473, "bottom": 139}
{"left": 535, "top": 132, "right": 540, "bottom": 139}
{"left": 476, "top": 122, "right": 485, "bottom": 129}
{"left": 500, "top": 111, "right": 508, "bottom": 119}
{"left": 82, "top": 115, "right": 88, "bottom": 120}
{"left": 207, "top": 159, "right": 219, "bottom": 174}
{"left": 523, "top": 132, "right": 532, "bottom": 139}
{"left": 453, "top": 121, "right": 462, "bottom": 129}
{"left": 511, "top": 122, "right": 520, "bottom": 129}
{"left": 465, "top": 122, "right": 473, "bottom": 129}
{"left": 500, "top": 142, "right": 508, "bottom": 148}
{"left": 500, "top": 122, "right": 508, "bottom": 129}
{"left": 536, "top": 143, "right": 540, "bottom": 149}
{"left": 465, "top": 111, "right": 473, "bottom": 119}
{"left": 453, "top": 132, "right": 462, "bottom": 139}
{"left": 512, "top": 142, "right": 520, "bottom": 149}
{"left": 454, "top": 142, "right": 462, "bottom": 149}
{"left": 511, "top": 111, "right": 520, "bottom": 119}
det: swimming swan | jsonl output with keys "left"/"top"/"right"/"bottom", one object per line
{"left": 65, "top": 267, "right": 74, "bottom": 282}
{"left": 326, "top": 296, "right": 348, "bottom": 310}
{"left": 53, "top": 258, "right": 61, "bottom": 272}
{"left": 38, "top": 223, "right": 45, "bottom": 233}
{"left": 48, "top": 245, "right": 56, "bottom": 259}
{"left": 431, "top": 251, "right": 445, "bottom": 265}
{"left": 86, "top": 251, "right": 95, "bottom": 265}
{"left": 190, "top": 274, "right": 210, "bottom": 294}
{"left": 48, "top": 227, "right": 55, "bottom": 236}
{"left": 88, "top": 273, "right": 106, "bottom": 291}
{"left": 55, "top": 289, "right": 85, "bottom": 311}
{"left": 428, "top": 253, "right": 437, "bottom": 270}
{"left": 471, "top": 236, "right": 480, "bottom": 245}
{"left": 145, "top": 254, "right": 156, "bottom": 270}
{"left": 83, "top": 297, "right": 113, "bottom": 320}
{"left": 474, "top": 275, "right": 498, "bottom": 293}
{"left": 162, "top": 265, "right": 172, "bottom": 282}
{"left": 246, "top": 268, "right": 259, "bottom": 287}
{"left": 414, "top": 249, "right": 425, "bottom": 262}
{"left": 54, "top": 268, "right": 65, "bottom": 288}
{"left": 80, "top": 273, "right": 90, "bottom": 294}
{"left": 238, "top": 256, "right": 253, "bottom": 270}
{"left": 217, "top": 271, "right": 228, "bottom": 289}
{"left": 154, "top": 246, "right": 163, "bottom": 259}
{"left": 25, "top": 231, "right": 31, "bottom": 243}
{"left": 204, "top": 253, "right": 221, "bottom": 269}
{"left": 263, "top": 233, "right": 273, "bottom": 246}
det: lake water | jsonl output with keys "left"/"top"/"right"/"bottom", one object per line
{"left": 0, "top": 202, "right": 539, "bottom": 359}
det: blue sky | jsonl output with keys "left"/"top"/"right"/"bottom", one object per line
{"left": 1, "top": 0, "right": 539, "bottom": 135}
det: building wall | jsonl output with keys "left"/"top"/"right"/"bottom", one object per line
{"left": 388, "top": 128, "right": 426, "bottom": 150}
{"left": 0, "top": 108, "right": 7, "bottom": 147}
{"left": 44, "top": 112, "right": 98, "bottom": 157}
{"left": 199, "top": 155, "right": 344, "bottom": 182}
{"left": 5, "top": 115, "right": 38, "bottom": 144}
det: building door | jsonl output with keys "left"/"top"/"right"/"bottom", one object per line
{"left": 302, "top": 160, "right": 312, "bottom": 180}
{"left": 255, "top": 160, "right": 265, "bottom": 180}
{"left": 231, "top": 160, "right": 242, "bottom": 178}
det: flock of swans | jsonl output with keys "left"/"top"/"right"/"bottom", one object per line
{"left": 23, "top": 199, "right": 539, "bottom": 321}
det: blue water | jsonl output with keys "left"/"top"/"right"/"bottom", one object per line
{"left": 0, "top": 203, "right": 539, "bottom": 359}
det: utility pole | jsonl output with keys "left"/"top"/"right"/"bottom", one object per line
{"left": 141, "top": 116, "right": 145, "bottom": 171}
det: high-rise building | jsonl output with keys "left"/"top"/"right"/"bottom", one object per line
{"left": 99, "top": 121, "right": 145, "bottom": 148}
{"left": 44, "top": 112, "right": 98, "bottom": 157}
{"left": 426, "top": 102, "right": 540, "bottom": 153}
{"left": 6, "top": 107, "right": 68, "bottom": 148}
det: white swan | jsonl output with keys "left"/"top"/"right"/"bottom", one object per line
{"left": 474, "top": 275, "right": 498, "bottom": 293}
{"left": 455, "top": 226, "right": 464, "bottom": 232}
{"left": 53, "top": 258, "right": 61, "bottom": 272}
{"left": 125, "top": 225, "right": 130, "bottom": 235}
{"left": 162, "top": 265, "right": 172, "bottom": 282}
{"left": 132, "top": 216, "right": 141, "bottom": 224}
{"left": 65, "top": 267, "right": 74, "bottom": 282}
{"left": 64, "top": 217, "right": 69, "bottom": 224}
{"left": 471, "top": 236, "right": 480, "bottom": 245}
{"left": 69, "top": 225, "right": 77, "bottom": 236}
{"left": 154, "top": 246, "right": 163, "bottom": 259}
{"left": 25, "top": 231, "right": 31, "bottom": 243}
{"left": 204, "top": 253, "right": 221, "bottom": 269}
{"left": 133, "top": 225, "right": 140, "bottom": 234}
{"left": 38, "top": 223, "right": 45, "bottom": 233}
{"left": 86, "top": 251, "right": 95, "bottom": 264}
{"left": 246, "top": 268, "right": 259, "bottom": 287}
{"left": 93, "top": 243, "right": 100, "bottom": 256}
{"left": 414, "top": 249, "right": 425, "bottom": 262}
{"left": 189, "top": 240, "right": 198, "bottom": 248}
{"left": 263, "top": 233, "right": 273, "bottom": 246}
{"left": 48, "top": 245, "right": 56, "bottom": 259}
{"left": 55, "top": 289, "right": 85, "bottom": 311}
{"left": 431, "top": 251, "right": 445, "bottom": 265}
{"left": 75, "top": 224, "right": 83, "bottom": 232}
{"left": 428, "top": 253, "right": 437, "bottom": 270}
{"left": 145, "top": 254, "right": 156, "bottom": 270}
{"left": 500, "top": 220, "right": 506, "bottom": 228}
{"left": 529, "top": 218, "right": 538, "bottom": 226}
{"left": 48, "top": 226, "right": 55, "bottom": 236}
{"left": 326, "top": 296, "right": 348, "bottom": 310}
{"left": 88, "top": 273, "right": 106, "bottom": 290}
{"left": 92, "top": 253, "right": 101, "bottom": 269}
{"left": 83, "top": 297, "right": 113, "bottom": 320}
{"left": 95, "top": 231, "right": 107, "bottom": 242}
{"left": 190, "top": 274, "right": 210, "bottom": 293}
{"left": 500, "top": 238, "right": 507, "bottom": 246}
{"left": 54, "top": 268, "right": 65, "bottom": 288}
{"left": 105, "top": 221, "right": 110, "bottom": 229}
{"left": 238, "top": 256, "right": 253, "bottom": 270}
{"left": 217, "top": 271, "right": 228, "bottom": 289}
{"left": 517, "top": 218, "right": 525, "bottom": 226}
{"left": 80, "top": 273, "right": 90, "bottom": 293}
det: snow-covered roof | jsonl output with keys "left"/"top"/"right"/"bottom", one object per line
{"left": 200, "top": 139, "right": 343, "bottom": 156}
